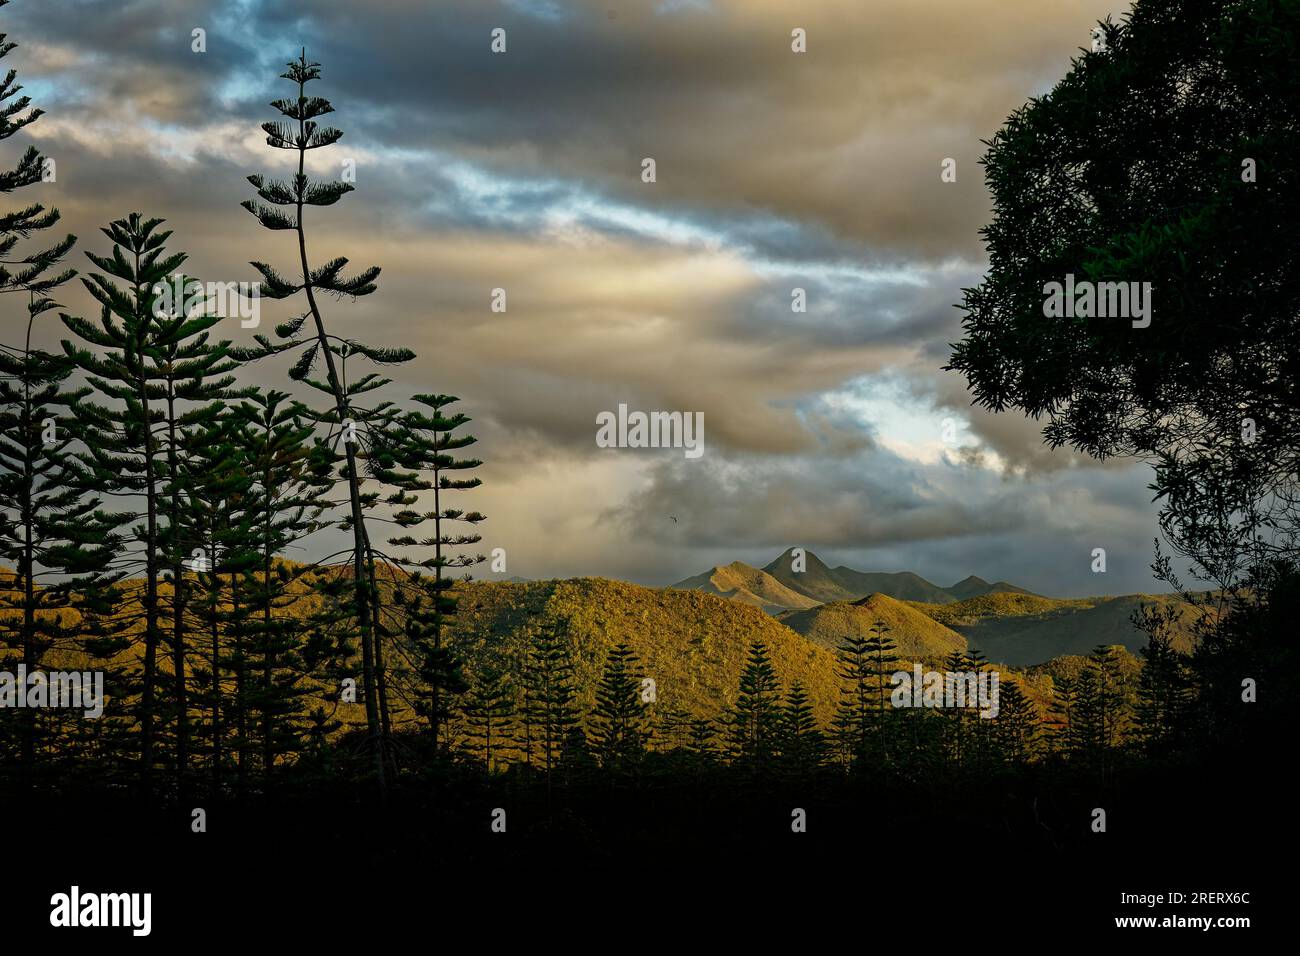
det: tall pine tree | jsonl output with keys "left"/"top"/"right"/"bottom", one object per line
{"left": 61, "top": 219, "right": 230, "bottom": 798}
{"left": 241, "top": 52, "right": 413, "bottom": 785}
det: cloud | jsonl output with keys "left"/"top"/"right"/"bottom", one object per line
{"left": 2, "top": 0, "right": 1167, "bottom": 594}
{"left": 601, "top": 445, "right": 1163, "bottom": 596}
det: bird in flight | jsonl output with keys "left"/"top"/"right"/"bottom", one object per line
{"left": 666, "top": 515, "right": 678, "bottom": 523}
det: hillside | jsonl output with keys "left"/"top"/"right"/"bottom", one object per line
{"left": 1027, "top": 646, "right": 1144, "bottom": 687}
{"left": 778, "top": 592, "right": 967, "bottom": 659}
{"left": 0, "top": 567, "right": 843, "bottom": 727}
{"left": 907, "top": 592, "right": 1207, "bottom": 665}
{"left": 670, "top": 561, "right": 820, "bottom": 612}
{"left": 453, "top": 578, "right": 841, "bottom": 722}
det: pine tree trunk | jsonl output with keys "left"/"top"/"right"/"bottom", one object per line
{"left": 19, "top": 350, "right": 36, "bottom": 783}
{"left": 211, "top": 572, "right": 223, "bottom": 798}
{"left": 261, "top": 542, "right": 274, "bottom": 780}
{"left": 293, "top": 114, "right": 386, "bottom": 790}
{"left": 169, "top": 402, "right": 188, "bottom": 799}
{"left": 135, "top": 261, "right": 160, "bottom": 803}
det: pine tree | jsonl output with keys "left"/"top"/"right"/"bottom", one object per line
{"left": 60, "top": 219, "right": 232, "bottom": 798}
{"left": 652, "top": 701, "right": 690, "bottom": 753}
{"left": 152, "top": 274, "right": 237, "bottom": 797}
{"left": 964, "top": 647, "right": 994, "bottom": 772}
{"left": 0, "top": 302, "right": 122, "bottom": 778}
{"left": 687, "top": 717, "right": 717, "bottom": 762}
{"left": 728, "top": 641, "right": 780, "bottom": 767}
{"left": 0, "top": 2, "right": 89, "bottom": 782}
{"left": 177, "top": 410, "right": 250, "bottom": 795}
{"left": 778, "top": 681, "right": 824, "bottom": 774}
{"left": 232, "top": 390, "right": 333, "bottom": 781}
{"left": 241, "top": 52, "right": 414, "bottom": 785}
{"left": 559, "top": 722, "right": 596, "bottom": 785}
{"left": 588, "top": 642, "right": 647, "bottom": 772}
{"left": 462, "top": 664, "right": 514, "bottom": 773}
{"left": 1047, "top": 673, "right": 1078, "bottom": 755}
{"left": 864, "top": 621, "right": 900, "bottom": 763}
{"left": 385, "top": 394, "right": 485, "bottom": 752}
{"left": 395, "top": 576, "right": 467, "bottom": 750}
{"left": 939, "top": 647, "right": 994, "bottom": 771}
{"left": 519, "top": 618, "right": 579, "bottom": 796}
{"left": 1134, "top": 605, "right": 1192, "bottom": 756}
{"left": 940, "top": 649, "right": 970, "bottom": 768}
{"left": 0, "top": 1, "right": 74, "bottom": 298}
{"left": 1070, "top": 644, "right": 1130, "bottom": 778}
{"left": 832, "top": 633, "right": 872, "bottom": 769}
{"left": 992, "top": 676, "right": 1040, "bottom": 766}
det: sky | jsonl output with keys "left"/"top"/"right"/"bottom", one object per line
{"left": 7, "top": 0, "right": 1173, "bottom": 597}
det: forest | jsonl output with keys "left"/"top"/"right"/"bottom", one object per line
{"left": 2, "top": 0, "right": 1294, "bottom": 934}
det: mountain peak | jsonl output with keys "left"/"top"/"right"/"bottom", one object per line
{"left": 946, "top": 575, "right": 993, "bottom": 600}
{"left": 670, "top": 560, "right": 820, "bottom": 611}
{"left": 765, "top": 547, "right": 832, "bottom": 576}
{"left": 852, "top": 591, "right": 903, "bottom": 608}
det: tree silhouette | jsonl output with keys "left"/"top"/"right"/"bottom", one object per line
{"left": 520, "top": 618, "right": 579, "bottom": 797}
{"left": 589, "top": 642, "right": 647, "bottom": 772}
{"left": 992, "top": 677, "right": 1040, "bottom": 766}
{"left": 241, "top": 52, "right": 413, "bottom": 786}
{"left": 728, "top": 641, "right": 780, "bottom": 768}
{"left": 386, "top": 394, "right": 485, "bottom": 752}
{"left": 462, "top": 663, "right": 514, "bottom": 774}
{"left": 0, "top": 4, "right": 87, "bottom": 783}
{"left": 778, "top": 681, "right": 824, "bottom": 775}
{"left": 832, "top": 632, "right": 872, "bottom": 769}
{"left": 948, "top": 0, "right": 1300, "bottom": 585}
{"left": 61, "top": 218, "right": 232, "bottom": 798}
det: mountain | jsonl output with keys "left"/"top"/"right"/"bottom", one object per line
{"left": 908, "top": 591, "right": 1206, "bottom": 665}
{"left": 762, "top": 547, "right": 956, "bottom": 603}
{"left": 452, "top": 577, "right": 841, "bottom": 721}
{"left": 945, "top": 575, "right": 994, "bottom": 600}
{"left": 944, "top": 575, "right": 1036, "bottom": 600}
{"left": 671, "top": 561, "right": 820, "bottom": 612}
{"left": 985, "top": 581, "right": 1035, "bottom": 596}
{"left": 760, "top": 548, "right": 860, "bottom": 602}
{"left": 778, "top": 592, "right": 967, "bottom": 659}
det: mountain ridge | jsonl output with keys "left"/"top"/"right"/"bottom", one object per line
{"left": 671, "top": 548, "right": 1036, "bottom": 609}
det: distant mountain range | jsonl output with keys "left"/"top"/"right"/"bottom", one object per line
{"left": 668, "top": 548, "right": 1200, "bottom": 666}
{"left": 671, "top": 547, "right": 1034, "bottom": 611}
